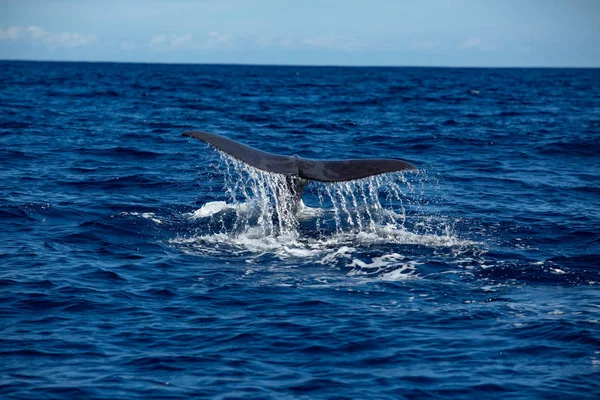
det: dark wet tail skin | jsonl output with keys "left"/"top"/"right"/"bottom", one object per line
{"left": 182, "top": 131, "right": 417, "bottom": 182}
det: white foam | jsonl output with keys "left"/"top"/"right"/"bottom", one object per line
{"left": 348, "top": 253, "right": 406, "bottom": 270}
{"left": 296, "top": 200, "right": 324, "bottom": 218}
{"left": 379, "top": 265, "right": 419, "bottom": 281}
{"left": 171, "top": 221, "right": 474, "bottom": 280}
{"left": 173, "top": 153, "right": 480, "bottom": 279}
{"left": 189, "top": 201, "right": 233, "bottom": 219}
{"left": 121, "top": 211, "right": 163, "bottom": 224}
{"left": 344, "top": 253, "right": 420, "bottom": 281}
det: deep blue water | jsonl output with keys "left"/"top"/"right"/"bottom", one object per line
{"left": 1, "top": 61, "right": 599, "bottom": 399}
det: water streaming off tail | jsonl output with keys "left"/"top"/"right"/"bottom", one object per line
{"left": 212, "top": 152, "right": 420, "bottom": 238}
{"left": 174, "top": 151, "right": 476, "bottom": 275}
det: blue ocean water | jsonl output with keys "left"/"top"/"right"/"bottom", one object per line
{"left": 1, "top": 60, "right": 599, "bottom": 399}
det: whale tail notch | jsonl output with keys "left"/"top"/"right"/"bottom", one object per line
{"left": 182, "top": 130, "right": 417, "bottom": 183}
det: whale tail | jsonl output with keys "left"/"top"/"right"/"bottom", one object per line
{"left": 182, "top": 131, "right": 417, "bottom": 183}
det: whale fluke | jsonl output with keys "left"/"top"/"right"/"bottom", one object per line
{"left": 182, "top": 131, "right": 417, "bottom": 183}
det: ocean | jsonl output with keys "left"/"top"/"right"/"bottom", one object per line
{"left": 1, "top": 60, "right": 599, "bottom": 399}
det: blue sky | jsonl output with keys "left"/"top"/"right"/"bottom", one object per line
{"left": 1, "top": 0, "right": 599, "bottom": 66}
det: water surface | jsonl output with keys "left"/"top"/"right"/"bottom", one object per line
{"left": 1, "top": 61, "right": 599, "bottom": 399}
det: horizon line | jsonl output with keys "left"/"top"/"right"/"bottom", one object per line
{"left": 1, "top": 58, "right": 599, "bottom": 69}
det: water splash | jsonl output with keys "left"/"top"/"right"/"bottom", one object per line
{"left": 207, "top": 152, "right": 424, "bottom": 239}
{"left": 217, "top": 152, "right": 301, "bottom": 237}
{"left": 172, "top": 151, "right": 478, "bottom": 272}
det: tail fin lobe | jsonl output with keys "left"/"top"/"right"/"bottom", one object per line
{"left": 183, "top": 131, "right": 417, "bottom": 182}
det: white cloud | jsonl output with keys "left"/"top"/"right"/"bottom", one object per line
{"left": 0, "top": 26, "right": 24, "bottom": 40}
{"left": 459, "top": 37, "right": 494, "bottom": 51}
{"left": 150, "top": 32, "right": 233, "bottom": 50}
{"left": 277, "top": 37, "right": 295, "bottom": 49}
{"left": 50, "top": 31, "right": 96, "bottom": 48}
{"left": 150, "top": 32, "right": 197, "bottom": 48}
{"left": 204, "top": 31, "right": 232, "bottom": 49}
{"left": 120, "top": 40, "right": 135, "bottom": 50}
{"left": 149, "top": 32, "right": 365, "bottom": 53}
{"left": 254, "top": 35, "right": 274, "bottom": 49}
{"left": 301, "top": 36, "right": 362, "bottom": 51}
{"left": 171, "top": 32, "right": 195, "bottom": 48}
{"left": 27, "top": 26, "right": 47, "bottom": 40}
{"left": 255, "top": 35, "right": 296, "bottom": 49}
{"left": 0, "top": 25, "right": 96, "bottom": 48}
{"left": 151, "top": 34, "right": 167, "bottom": 45}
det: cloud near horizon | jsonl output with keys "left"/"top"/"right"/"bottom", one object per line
{"left": 148, "top": 31, "right": 367, "bottom": 52}
{"left": 0, "top": 24, "right": 561, "bottom": 62}
{"left": 149, "top": 31, "right": 234, "bottom": 51}
{"left": 458, "top": 37, "right": 495, "bottom": 51}
{"left": 0, "top": 25, "right": 538, "bottom": 62}
{"left": 0, "top": 25, "right": 96, "bottom": 48}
